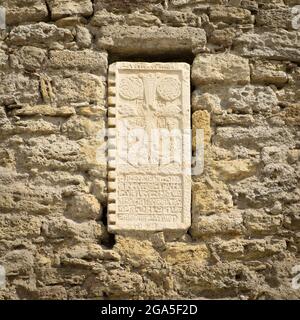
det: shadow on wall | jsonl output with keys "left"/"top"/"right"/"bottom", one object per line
{"left": 108, "top": 51, "right": 195, "bottom": 65}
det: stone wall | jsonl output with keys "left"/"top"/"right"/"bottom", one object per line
{"left": 0, "top": 0, "right": 299, "bottom": 299}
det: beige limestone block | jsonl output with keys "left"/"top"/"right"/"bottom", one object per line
{"left": 210, "top": 5, "right": 253, "bottom": 24}
{"left": 162, "top": 242, "right": 210, "bottom": 265}
{"left": 9, "top": 22, "right": 73, "bottom": 46}
{"left": 212, "top": 159, "right": 257, "bottom": 181}
{"left": 48, "top": 0, "right": 93, "bottom": 20}
{"left": 115, "top": 236, "right": 161, "bottom": 268}
{"left": 191, "top": 210, "right": 244, "bottom": 238}
{"left": 192, "top": 179, "right": 233, "bottom": 214}
{"left": 97, "top": 25, "right": 206, "bottom": 55}
{"left": 234, "top": 30, "right": 300, "bottom": 63}
{"left": 0, "top": 215, "right": 42, "bottom": 240}
{"left": 192, "top": 110, "right": 211, "bottom": 147}
{"left": 48, "top": 50, "right": 107, "bottom": 74}
{"left": 2, "top": 0, "right": 48, "bottom": 25}
{"left": 192, "top": 53, "right": 250, "bottom": 86}
{"left": 251, "top": 60, "right": 288, "bottom": 86}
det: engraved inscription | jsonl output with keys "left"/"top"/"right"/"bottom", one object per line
{"left": 118, "top": 174, "right": 183, "bottom": 220}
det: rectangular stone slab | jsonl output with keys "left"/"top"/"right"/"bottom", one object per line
{"left": 107, "top": 62, "right": 191, "bottom": 233}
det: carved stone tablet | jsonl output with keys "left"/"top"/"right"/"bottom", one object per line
{"left": 107, "top": 62, "right": 191, "bottom": 233}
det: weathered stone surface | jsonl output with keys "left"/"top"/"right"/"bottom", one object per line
{"left": 234, "top": 30, "right": 300, "bottom": 62}
{"left": 0, "top": 215, "right": 41, "bottom": 240}
{"left": 214, "top": 126, "right": 294, "bottom": 149}
{"left": 209, "top": 5, "right": 253, "bottom": 24}
{"left": 0, "top": 49, "right": 8, "bottom": 70}
{"left": 1, "top": 250, "right": 34, "bottom": 276}
{"left": 192, "top": 110, "right": 211, "bottom": 146}
{"left": 0, "top": 179, "right": 64, "bottom": 214}
{"left": 227, "top": 85, "right": 279, "bottom": 113}
{"left": 215, "top": 238, "right": 286, "bottom": 261}
{"left": 115, "top": 237, "right": 161, "bottom": 268}
{"left": 48, "top": 0, "right": 93, "bottom": 19}
{"left": 251, "top": 60, "right": 288, "bottom": 86}
{"left": 256, "top": 8, "right": 292, "bottom": 29}
{"left": 54, "top": 16, "right": 88, "bottom": 28}
{"left": 94, "top": 0, "right": 163, "bottom": 13}
{"left": 9, "top": 23, "right": 73, "bottom": 47}
{"left": 162, "top": 242, "right": 210, "bottom": 265}
{"left": 97, "top": 26, "right": 206, "bottom": 54}
{"left": 2, "top": 0, "right": 49, "bottom": 25}
{"left": 59, "top": 243, "right": 120, "bottom": 264}
{"left": 191, "top": 210, "right": 244, "bottom": 238}
{"left": 192, "top": 179, "right": 233, "bottom": 215}
{"left": 192, "top": 53, "right": 250, "bottom": 86}
{"left": 51, "top": 73, "right": 106, "bottom": 105}
{"left": 76, "top": 26, "right": 92, "bottom": 48}
{"left": 281, "top": 104, "right": 300, "bottom": 125}
{"left": 210, "top": 27, "right": 238, "bottom": 47}
{"left": 126, "top": 12, "right": 162, "bottom": 27}
{"left": 192, "top": 91, "right": 222, "bottom": 114}
{"left": 212, "top": 159, "right": 257, "bottom": 182}
{"left": 61, "top": 116, "right": 104, "bottom": 140}
{"left": 48, "top": 50, "right": 108, "bottom": 74}
{"left": 91, "top": 9, "right": 125, "bottom": 26}
{"left": 212, "top": 113, "right": 255, "bottom": 126}
{"left": 108, "top": 62, "right": 191, "bottom": 233}
{"left": 65, "top": 194, "right": 101, "bottom": 222}
{"left": 42, "top": 217, "right": 105, "bottom": 241}
{"left": 34, "top": 286, "right": 68, "bottom": 300}
{"left": 153, "top": 7, "right": 200, "bottom": 27}
{"left": 243, "top": 210, "right": 283, "bottom": 235}
{"left": 0, "top": 73, "right": 40, "bottom": 105}
{"left": 10, "top": 46, "right": 47, "bottom": 71}
{"left": 19, "top": 135, "right": 84, "bottom": 171}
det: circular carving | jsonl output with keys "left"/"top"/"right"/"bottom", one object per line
{"left": 157, "top": 77, "right": 181, "bottom": 101}
{"left": 119, "top": 76, "right": 143, "bottom": 100}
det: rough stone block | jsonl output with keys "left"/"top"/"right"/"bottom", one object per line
{"left": 234, "top": 30, "right": 300, "bottom": 63}
{"left": 19, "top": 135, "right": 84, "bottom": 171}
{"left": 162, "top": 242, "right": 210, "bottom": 265}
{"left": 192, "top": 179, "right": 233, "bottom": 215}
{"left": 191, "top": 210, "right": 244, "bottom": 238}
{"left": 52, "top": 73, "right": 106, "bottom": 105}
{"left": 115, "top": 237, "right": 161, "bottom": 268}
{"left": 251, "top": 60, "right": 288, "bottom": 86}
{"left": 0, "top": 73, "right": 40, "bottom": 105}
{"left": 212, "top": 159, "right": 257, "bottom": 182}
{"left": 2, "top": 0, "right": 48, "bottom": 25}
{"left": 192, "top": 110, "right": 211, "bottom": 147}
{"left": 0, "top": 215, "right": 41, "bottom": 240}
{"left": 256, "top": 8, "right": 292, "bottom": 29}
{"left": 48, "top": 0, "right": 93, "bottom": 20}
{"left": 210, "top": 5, "right": 253, "bottom": 24}
{"left": 48, "top": 50, "right": 108, "bottom": 74}
{"left": 192, "top": 53, "right": 250, "bottom": 86}
{"left": 97, "top": 25, "right": 206, "bottom": 55}
{"left": 214, "top": 126, "right": 294, "bottom": 149}
{"left": 227, "top": 85, "right": 278, "bottom": 113}
{"left": 10, "top": 46, "right": 47, "bottom": 71}
{"left": 9, "top": 22, "right": 73, "bottom": 47}
{"left": 214, "top": 238, "right": 286, "bottom": 261}
{"left": 65, "top": 194, "right": 102, "bottom": 222}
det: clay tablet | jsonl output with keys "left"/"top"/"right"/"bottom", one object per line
{"left": 107, "top": 62, "right": 191, "bottom": 233}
